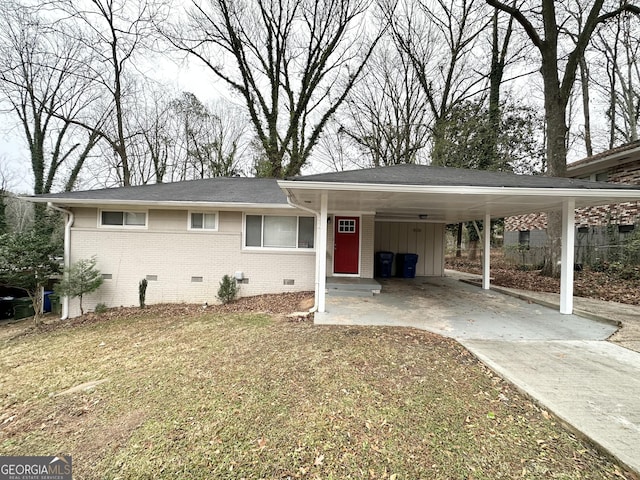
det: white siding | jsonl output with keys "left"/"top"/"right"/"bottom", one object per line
{"left": 360, "top": 215, "right": 375, "bottom": 278}
{"left": 374, "top": 221, "right": 445, "bottom": 276}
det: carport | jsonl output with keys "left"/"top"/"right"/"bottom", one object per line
{"left": 314, "top": 275, "right": 617, "bottom": 341}
{"left": 279, "top": 164, "right": 640, "bottom": 315}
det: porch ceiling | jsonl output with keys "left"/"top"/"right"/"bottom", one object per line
{"left": 279, "top": 183, "right": 640, "bottom": 223}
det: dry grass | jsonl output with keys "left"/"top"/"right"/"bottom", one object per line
{"left": 1, "top": 305, "right": 635, "bottom": 479}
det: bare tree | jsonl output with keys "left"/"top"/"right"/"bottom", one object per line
{"left": 0, "top": 156, "right": 15, "bottom": 234}
{"left": 390, "top": 0, "right": 491, "bottom": 165}
{"left": 314, "top": 121, "right": 359, "bottom": 172}
{"left": 338, "top": 41, "right": 430, "bottom": 167}
{"left": 486, "top": 2, "right": 526, "bottom": 165}
{"left": 124, "top": 90, "right": 252, "bottom": 185}
{"left": 0, "top": 2, "right": 100, "bottom": 204}
{"left": 168, "top": 93, "right": 250, "bottom": 179}
{"left": 49, "top": 0, "right": 169, "bottom": 186}
{"left": 487, "top": 0, "right": 640, "bottom": 175}
{"left": 594, "top": 11, "right": 640, "bottom": 147}
{"left": 165, "top": 0, "right": 386, "bottom": 178}
{"left": 487, "top": 0, "right": 640, "bottom": 276}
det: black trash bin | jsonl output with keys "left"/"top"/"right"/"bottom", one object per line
{"left": 396, "top": 253, "right": 419, "bottom": 278}
{"left": 12, "top": 298, "right": 35, "bottom": 319}
{"left": 375, "top": 251, "right": 394, "bottom": 278}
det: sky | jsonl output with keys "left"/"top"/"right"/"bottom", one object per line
{"left": 0, "top": 50, "right": 228, "bottom": 194}
{"left": 0, "top": 1, "right": 607, "bottom": 195}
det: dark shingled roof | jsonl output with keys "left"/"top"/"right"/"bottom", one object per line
{"left": 290, "top": 164, "right": 640, "bottom": 190}
{"left": 568, "top": 140, "right": 640, "bottom": 169}
{"left": 32, "top": 164, "right": 640, "bottom": 205}
{"left": 32, "top": 177, "right": 288, "bottom": 204}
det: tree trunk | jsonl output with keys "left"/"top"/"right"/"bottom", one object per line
{"left": 579, "top": 57, "right": 593, "bottom": 157}
{"left": 540, "top": 53, "right": 569, "bottom": 277}
{"left": 456, "top": 222, "right": 463, "bottom": 258}
{"left": 468, "top": 240, "right": 478, "bottom": 261}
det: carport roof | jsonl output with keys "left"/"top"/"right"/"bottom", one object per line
{"left": 290, "top": 164, "right": 639, "bottom": 190}
{"left": 29, "top": 164, "right": 640, "bottom": 223}
{"left": 279, "top": 164, "right": 640, "bottom": 223}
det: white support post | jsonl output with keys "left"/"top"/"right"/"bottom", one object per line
{"left": 318, "top": 192, "right": 328, "bottom": 313}
{"left": 482, "top": 212, "right": 491, "bottom": 290}
{"left": 560, "top": 199, "right": 576, "bottom": 314}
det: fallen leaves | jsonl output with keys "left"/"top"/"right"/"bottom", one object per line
{"left": 447, "top": 256, "right": 640, "bottom": 305}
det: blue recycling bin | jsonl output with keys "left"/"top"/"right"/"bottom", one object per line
{"left": 375, "top": 251, "right": 394, "bottom": 278}
{"left": 43, "top": 291, "right": 53, "bottom": 313}
{"left": 396, "top": 253, "right": 419, "bottom": 278}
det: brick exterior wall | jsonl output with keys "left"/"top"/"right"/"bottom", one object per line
{"left": 67, "top": 209, "right": 316, "bottom": 317}
{"left": 505, "top": 162, "right": 640, "bottom": 232}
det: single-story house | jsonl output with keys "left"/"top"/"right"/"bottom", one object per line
{"left": 30, "top": 164, "right": 640, "bottom": 318}
{"left": 505, "top": 141, "right": 640, "bottom": 264}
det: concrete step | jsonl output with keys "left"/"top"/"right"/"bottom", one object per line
{"left": 326, "top": 289, "right": 374, "bottom": 297}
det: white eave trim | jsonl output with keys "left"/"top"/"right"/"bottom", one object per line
{"left": 24, "top": 197, "right": 295, "bottom": 210}
{"left": 277, "top": 180, "right": 640, "bottom": 199}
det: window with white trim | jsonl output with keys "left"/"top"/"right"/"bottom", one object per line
{"left": 189, "top": 212, "right": 218, "bottom": 231}
{"left": 245, "top": 215, "right": 315, "bottom": 249}
{"left": 100, "top": 210, "right": 147, "bottom": 227}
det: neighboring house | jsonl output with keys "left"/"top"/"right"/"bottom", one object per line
{"left": 31, "top": 164, "right": 640, "bottom": 317}
{"left": 505, "top": 141, "right": 640, "bottom": 263}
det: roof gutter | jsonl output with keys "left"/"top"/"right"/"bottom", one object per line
{"left": 276, "top": 180, "right": 640, "bottom": 198}
{"left": 47, "top": 203, "right": 73, "bottom": 320}
{"left": 285, "top": 192, "right": 320, "bottom": 314}
{"left": 26, "top": 197, "right": 294, "bottom": 210}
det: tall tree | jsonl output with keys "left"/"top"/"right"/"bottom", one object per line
{"left": 51, "top": 0, "right": 168, "bottom": 186}
{"left": 594, "top": 11, "right": 640, "bottom": 147}
{"left": 0, "top": 2, "right": 100, "bottom": 205}
{"left": 487, "top": 0, "right": 640, "bottom": 275}
{"left": 486, "top": 3, "right": 522, "bottom": 166}
{"left": 338, "top": 41, "right": 429, "bottom": 167}
{"left": 391, "top": 0, "right": 491, "bottom": 166}
{"left": 433, "top": 100, "right": 545, "bottom": 173}
{"left": 166, "top": 0, "right": 385, "bottom": 178}
{"left": 486, "top": 0, "right": 640, "bottom": 175}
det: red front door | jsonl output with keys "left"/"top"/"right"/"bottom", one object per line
{"left": 334, "top": 216, "right": 359, "bottom": 274}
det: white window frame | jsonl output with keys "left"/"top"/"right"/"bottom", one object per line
{"left": 99, "top": 209, "right": 148, "bottom": 229}
{"left": 188, "top": 211, "right": 219, "bottom": 232}
{"left": 243, "top": 214, "right": 315, "bottom": 251}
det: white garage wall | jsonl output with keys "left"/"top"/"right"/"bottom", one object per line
{"left": 374, "top": 221, "right": 445, "bottom": 276}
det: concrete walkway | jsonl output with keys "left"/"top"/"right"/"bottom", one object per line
{"left": 315, "top": 275, "right": 640, "bottom": 474}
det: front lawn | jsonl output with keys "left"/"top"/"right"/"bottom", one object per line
{"left": 0, "top": 306, "right": 633, "bottom": 479}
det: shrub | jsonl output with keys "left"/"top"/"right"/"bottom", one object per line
{"left": 94, "top": 303, "right": 108, "bottom": 314}
{"left": 55, "top": 256, "right": 104, "bottom": 316}
{"left": 217, "top": 274, "right": 239, "bottom": 304}
{"left": 139, "top": 279, "right": 148, "bottom": 309}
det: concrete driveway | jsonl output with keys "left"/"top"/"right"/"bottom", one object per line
{"left": 315, "top": 276, "right": 640, "bottom": 474}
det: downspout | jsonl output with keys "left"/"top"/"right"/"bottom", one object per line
{"left": 286, "top": 195, "right": 321, "bottom": 313}
{"left": 47, "top": 203, "right": 74, "bottom": 320}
